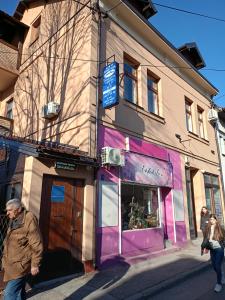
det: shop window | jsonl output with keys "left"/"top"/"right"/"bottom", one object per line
{"left": 121, "top": 183, "right": 160, "bottom": 230}
{"left": 185, "top": 98, "right": 193, "bottom": 132}
{"left": 30, "top": 16, "right": 41, "bottom": 45}
{"left": 123, "top": 55, "right": 139, "bottom": 104}
{"left": 5, "top": 183, "right": 22, "bottom": 201}
{"left": 197, "top": 106, "right": 205, "bottom": 138}
{"left": 204, "top": 174, "right": 223, "bottom": 224}
{"left": 6, "top": 99, "right": 13, "bottom": 119}
{"left": 147, "top": 72, "right": 159, "bottom": 114}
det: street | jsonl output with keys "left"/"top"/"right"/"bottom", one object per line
{"left": 149, "top": 267, "right": 225, "bottom": 300}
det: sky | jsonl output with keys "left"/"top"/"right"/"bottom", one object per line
{"left": 0, "top": 0, "right": 225, "bottom": 107}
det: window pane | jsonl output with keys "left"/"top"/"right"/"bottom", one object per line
{"left": 212, "top": 176, "right": 219, "bottom": 186}
{"left": 6, "top": 100, "right": 13, "bottom": 119}
{"left": 121, "top": 184, "right": 160, "bottom": 230}
{"left": 213, "top": 187, "right": 223, "bottom": 224}
{"left": 186, "top": 113, "right": 192, "bottom": 131}
{"left": 148, "top": 90, "right": 158, "bottom": 114}
{"left": 204, "top": 174, "right": 211, "bottom": 184}
{"left": 199, "top": 121, "right": 205, "bottom": 138}
{"left": 205, "top": 187, "right": 211, "bottom": 211}
{"left": 124, "top": 75, "right": 137, "bottom": 103}
{"left": 124, "top": 62, "right": 136, "bottom": 76}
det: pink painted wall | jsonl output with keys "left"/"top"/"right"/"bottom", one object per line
{"left": 97, "top": 125, "right": 186, "bottom": 265}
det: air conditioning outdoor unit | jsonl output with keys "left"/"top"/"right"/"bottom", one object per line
{"left": 208, "top": 109, "right": 218, "bottom": 123}
{"left": 101, "top": 147, "right": 125, "bottom": 166}
{"left": 41, "top": 102, "right": 60, "bottom": 119}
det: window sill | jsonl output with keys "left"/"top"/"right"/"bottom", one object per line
{"left": 188, "top": 132, "right": 209, "bottom": 145}
{"left": 123, "top": 99, "right": 165, "bottom": 124}
{"left": 122, "top": 226, "right": 161, "bottom": 232}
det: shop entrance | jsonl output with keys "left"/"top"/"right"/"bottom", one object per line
{"left": 38, "top": 175, "right": 84, "bottom": 281}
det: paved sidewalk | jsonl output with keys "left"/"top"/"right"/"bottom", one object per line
{"left": 26, "top": 240, "right": 211, "bottom": 299}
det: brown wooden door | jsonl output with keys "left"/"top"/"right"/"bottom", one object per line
{"left": 40, "top": 175, "right": 83, "bottom": 258}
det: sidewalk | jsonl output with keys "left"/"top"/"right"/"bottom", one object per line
{"left": 27, "top": 239, "right": 210, "bottom": 299}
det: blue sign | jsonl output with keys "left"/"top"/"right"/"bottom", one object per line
{"left": 51, "top": 185, "right": 65, "bottom": 202}
{"left": 102, "top": 62, "right": 119, "bottom": 108}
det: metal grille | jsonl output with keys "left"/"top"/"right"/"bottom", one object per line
{"left": 0, "top": 215, "right": 8, "bottom": 270}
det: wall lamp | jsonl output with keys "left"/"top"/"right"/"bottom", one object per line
{"left": 175, "top": 134, "right": 191, "bottom": 143}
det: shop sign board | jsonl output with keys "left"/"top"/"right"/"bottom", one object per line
{"left": 121, "top": 152, "right": 173, "bottom": 187}
{"left": 102, "top": 62, "right": 119, "bottom": 109}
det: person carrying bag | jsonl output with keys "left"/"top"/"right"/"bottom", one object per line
{"left": 201, "top": 214, "right": 225, "bottom": 293}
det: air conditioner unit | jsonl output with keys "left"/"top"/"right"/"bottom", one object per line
{"left": 208, "top": 109, "right": 218, "bottom": 123}
{"left": 41, "top": 102, "right": 60, "bottom": 119}
{"left": 101, "top": 147, "right": 125, "bottom": 166}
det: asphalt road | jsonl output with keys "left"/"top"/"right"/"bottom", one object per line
{"left": 150, "top": 267, "right": 225, "bottom": 300}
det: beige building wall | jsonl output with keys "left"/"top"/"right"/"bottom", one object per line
{"left": 6, "top": 0, "right": 97, "bottom": 157}
{"left": 22, "top": 156, "right": 95, "bottom": 262}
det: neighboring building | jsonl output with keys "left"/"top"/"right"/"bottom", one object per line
{"left": 214, "top": 108, "right": 225, "bottom": 203}
{"left": 96, "top": 0, "right": 224, "bottom": 266}
{"left": 0, "top": 0, "right": 224, "bottom": 275}
{"left": 0, "top": 0, "right": 98, "bottom": 275}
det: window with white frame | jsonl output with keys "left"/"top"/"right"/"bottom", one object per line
{"left": 147, "top": 72, "right": 159, "bottom": 115}
{"left": 121, "top": 183, "right": 160, "bottom": 231}
{"left": 197, "top": 107, "right": 205, "bottom": 138}
{"left": 123, "top": 55, "right": 139, "bottom": 104}
{"left": 185, "top": 99, "right": 193, "bottom": 132}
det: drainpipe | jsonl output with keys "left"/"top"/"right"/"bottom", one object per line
{"left": 95, "top": 0, "right": 102, "bottom": 158}
{"left": 93, "top": 0, "right": 102, "bottom": 269}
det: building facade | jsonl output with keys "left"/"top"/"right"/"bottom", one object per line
{"left": 96, "top": 0, "right": 224, "bottom": 266}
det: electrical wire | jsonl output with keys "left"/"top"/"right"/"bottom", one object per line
{"left": 1, "top": 49, "right": 225, "bottom": 72}
{"left": 153, "top": 2, "right": 225, "bottom": 23}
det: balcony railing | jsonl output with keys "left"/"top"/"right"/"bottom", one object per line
{"left": 0, "top": 116, "right": 13, "bottom": 137}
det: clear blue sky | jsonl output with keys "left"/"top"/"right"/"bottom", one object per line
{"left": 1, "top": 0, "right": 225, "bottom": 107}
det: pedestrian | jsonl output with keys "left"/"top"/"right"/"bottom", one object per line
{"left": 1, "top": 198, "right": 43, "bottom": 300}
{"left": 201, "top": 214, "right": 225, "bottom": 293}
{"left": 200, "top": 206, "right": 210, "bottom": 234}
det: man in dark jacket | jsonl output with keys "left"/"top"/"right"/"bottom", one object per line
{"left": 2, "top": 198, "right": 43, "bottom": 300}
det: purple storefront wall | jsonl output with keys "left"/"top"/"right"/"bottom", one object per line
{"left": 97, "top": 125, "right": 187, "bottom": 266}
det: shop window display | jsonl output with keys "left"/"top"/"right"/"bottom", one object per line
{"left": 121, "top": 183, "right": 160, "bottom": 230}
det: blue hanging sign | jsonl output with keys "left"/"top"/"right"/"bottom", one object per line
{"left": 102, "top": 62, "right": 119, "bottom": 109}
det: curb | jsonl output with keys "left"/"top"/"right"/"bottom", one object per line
{"left": 133, "top": 261, "right": 211, "bottom": 299}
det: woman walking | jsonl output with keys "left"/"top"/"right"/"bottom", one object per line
{"left": 202, "top": 214, "right": 225, "bottom": 293}
{"left": 200, "top": 206, "right": 210, "bottom": 233}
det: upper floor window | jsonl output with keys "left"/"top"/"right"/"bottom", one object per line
{"left": 30, "top": 16, "right": 41, "bottom": 45}
{"left": 197, "top": 107, "right": 205, "bottom": 138}
{"left": 123, "top": 55, "right": 138, "bottom": 104}
{"left": 185, "top": 99, "right": 193, "bottom": 132}
{"left": 147, "top": 72, "right": 159, "bottom": 115}
{"left": 6, "top": 99, "right": 13, "bottom": 119}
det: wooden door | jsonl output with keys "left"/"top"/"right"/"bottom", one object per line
{"left": 40, "top": 175, "right": 84, "bottom": 259}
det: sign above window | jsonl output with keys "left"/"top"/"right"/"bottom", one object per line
{"left": 121, "top": 152, "right": 173, "bottom": 187}
{"left": 102, "top": 62, "right": 119, "bottom": 109}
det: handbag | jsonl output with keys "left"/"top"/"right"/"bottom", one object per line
{"left": 201, "top": 238, "right": 212, "bottom": 250}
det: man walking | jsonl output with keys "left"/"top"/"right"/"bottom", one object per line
{"left": 1, "top": 198, "right": 43, "bottom": 300}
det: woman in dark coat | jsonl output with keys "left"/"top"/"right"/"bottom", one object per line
{"left": 202, "top": 214, "right": 225, "bottom": 293}
{"left": 200, "top": 206, "right": 210, "bottom": 233}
